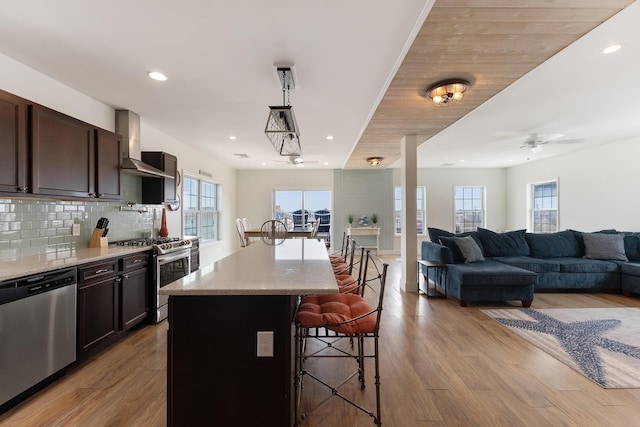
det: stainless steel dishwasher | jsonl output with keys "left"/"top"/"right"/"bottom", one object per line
{"left": 0, "top": 267, "right": 77, "bottom": 412}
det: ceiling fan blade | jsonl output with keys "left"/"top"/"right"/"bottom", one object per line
{"left": 550, "top": 138, "right": 584, "bottom": 144}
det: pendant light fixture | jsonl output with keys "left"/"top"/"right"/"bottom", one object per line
{"left": 265, "top": 67, "right": 301, "bottom": 157}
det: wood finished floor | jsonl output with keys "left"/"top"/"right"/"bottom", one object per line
{"left": 2, "top": 256, "right": 640, "bottom": 426}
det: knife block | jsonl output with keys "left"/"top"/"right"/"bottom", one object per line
{"left": 89, "top": 228, "right": 108, "bottom": 248}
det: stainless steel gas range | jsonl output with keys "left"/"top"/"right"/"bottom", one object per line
{"left": 118, "top": 237, "right": 192, "bottom": 323}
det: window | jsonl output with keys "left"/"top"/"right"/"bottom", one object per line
{"left": 531, "top": 180, "right": 558, "bottom": 233}
{"left": 454, "top": 186, "right": 485, "bottom": 233}
{"left": 183, "top": 175, "right": 219, "bottom": 241}
{"left": 273, "top": 190, "right": 331, "bottom": 222}
{"left": 394, "top": 186, "right": 426, "bottom": 235}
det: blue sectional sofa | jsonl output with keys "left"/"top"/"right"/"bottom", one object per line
{"left": 421, "top": 227, "right": 640, "bottom": 307}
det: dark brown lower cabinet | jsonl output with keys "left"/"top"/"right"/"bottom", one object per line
{"left": 77, "top": 274, "right": 119, "bottom": 353}
{"left": 167, "top": 295, "right": 295, "bottom": 427}
{"left": 77, "top": 252, "right": 150, "bottom": 357}
{"left": 120, "top": 267, "right": 149, "bottom": 330}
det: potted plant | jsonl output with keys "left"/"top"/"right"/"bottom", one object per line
{"left": 371, "top": 213, "right": 378, "bottom": 226}
{"left": 347, "top": 214, "right": 354, "bottom": 226}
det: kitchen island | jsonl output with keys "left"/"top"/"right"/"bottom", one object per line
{"left": 160, "top": 238, "right": 337, "bottom": 427}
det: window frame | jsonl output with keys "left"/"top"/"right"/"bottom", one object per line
{"left": 182, "top": 173, "right": 220, "bottom": 241}
{"left": 453, "top": 186, "right": 486, "bottom": 233}
{"left": 394, "top": 186, "right": 426, "bottom": 236}
{"left": 529, "top": 179, "right": 559, "bottom": 233}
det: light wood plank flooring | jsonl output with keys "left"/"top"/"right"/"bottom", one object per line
{"left": 2, "top": 257, "right": 640, "bottom": 426}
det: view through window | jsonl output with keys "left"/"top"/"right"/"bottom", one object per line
{"left": 454, "top": 186, "right": 485, "bottom": 233}
{"left": 394, "top": 186, "right": 426, "bottom": 235}
{"left": 531, "top": 180, "right": 558, "bottom": 233}
{"left": 274, "top": 190, "right": 331, "bottom": 224}
{"left": 183, "top": 175, "right": 219, "bottom": 241}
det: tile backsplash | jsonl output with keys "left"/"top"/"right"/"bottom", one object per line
{"left": 0, "top": 175, "right": 165, "bottom": 259}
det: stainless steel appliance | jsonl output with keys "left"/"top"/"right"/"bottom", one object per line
{"left": 0, "top": 267, "right": 77, "bottom": 412}
{"left": 152, "top": 238, "right": 192, "bottom": 323}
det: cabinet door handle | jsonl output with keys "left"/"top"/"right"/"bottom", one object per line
{"left": 88, "top": 192, "right": 96, "bottom": 197}
{"left": 95, "top": 268, "right": 109, "bottom": 274}
{"left": 133, "top": 259, "right": 142, "bottom": 264}
{"left": 17, "top": 186, "right": 28, "bottom": 193}
{"left": 97, "top": 193, "right": 104, "bottom": 197}
{"left": 115, "top": 276, "right": 122, "bottom": 282}
{"left": 121, "top": 274, "right": 129, "bottom": 280}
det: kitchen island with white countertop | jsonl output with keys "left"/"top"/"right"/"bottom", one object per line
{"left": 160, "top": 238, "right": 337, "bottom": 427}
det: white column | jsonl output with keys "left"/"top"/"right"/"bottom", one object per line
{"left": 401, "top": 135, "right": 418, "bottom": 292}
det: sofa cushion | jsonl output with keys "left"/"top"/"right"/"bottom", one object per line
{"left": 621, "top": 263, "right": 640, "bottom": 277}
{"left": 447, "top": 260, "right": 537, "bottom": 286}
{"left": 477, "top": 228, "right": 529, "bottom": 257}
{"left": 554, "top": 257, "right": 619, "bottom": 273}
{"left": 525, "top": 230, "right": 581, "bottom": 258}
{"left": 583, "top": 232, "right": 628, "bottom": 261}
{"left": 453, "top": 235, "right": 485, "bottom": 263}
{"left": 623, "top": 233, "right": 640, "bottom": 261}
{"left": 494, "top": 256, "right": 561, "bottom": 273}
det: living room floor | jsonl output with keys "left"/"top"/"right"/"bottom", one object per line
{"left": 2, "top": 256, "right": 640, "bottom": 426}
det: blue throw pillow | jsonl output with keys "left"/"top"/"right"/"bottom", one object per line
{"left": 438, "top": 232, "right": 484, "bottom": 264}
{"left": 477, "top": 228, "right": 529, "bottom": 257}
{"left": 428, "top": 227, "right": 454, "bottom": 243}
{"left": 525, "top": 230, "right": 581, "bottom": 258}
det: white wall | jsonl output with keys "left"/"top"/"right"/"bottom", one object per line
{"left": 141, "top": 125, "right": 237, "bottom": 263}
{"left": 0, "top": 52, "right": 237, "bottom": 265}
{"left": 392, "top": 167, "right": 507, "bottom": 251}
{"left": 506, "top": 136, "right": 640, "bottom": 232}
{"left": 236, "top": 169, "right": 334, "bottom": 245}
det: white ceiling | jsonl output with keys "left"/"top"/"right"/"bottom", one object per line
{"left": 411, "top": 1, "right": 640, "bottom": 168}
{"left": 0, "top": 1, "right": 638, "bottom": 170}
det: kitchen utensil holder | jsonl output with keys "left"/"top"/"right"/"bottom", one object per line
{"left": 89, "top": 228, "right": 108, "bottom": 248}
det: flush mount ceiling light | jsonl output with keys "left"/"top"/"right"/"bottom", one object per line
{"left": 148, "top": 71, "right": 167, "bottom": 81}
{"left": 426, "top": 79, "right": 470, "bottom": 106}
{"left": 366, "top": 157, "right": 384, "bottom": 167}
{"left": 265, "top": 67, "right": 301, "bottom": 157}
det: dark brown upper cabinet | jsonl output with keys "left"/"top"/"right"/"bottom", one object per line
{"left": 141, "top": 151, "right": 177, "bottom": 204}
{"left": 0, "top": 89, "right": 28, "bottom": 194}
{"left": 95, "top": 128, "right": 123, "bottom": 200}
{"left": 30, "top": 104, "right": 122, "bottom": 200}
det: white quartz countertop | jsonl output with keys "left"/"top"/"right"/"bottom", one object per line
{"left": 160, "top": 239, "right": 338, "bottom": 296}
{"left": 0, "top": 245, "right": 152, "bottom": 282}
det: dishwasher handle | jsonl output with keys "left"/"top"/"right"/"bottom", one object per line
{"left": 1, "top": 267, "right": 77, "bottom": 305}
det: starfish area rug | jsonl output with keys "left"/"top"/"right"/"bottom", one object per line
{"left": 481, "top": 307, "right": 640, "bottom": 388}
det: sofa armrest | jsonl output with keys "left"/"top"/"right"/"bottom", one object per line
{"left": 421, "top": 240, "right": 454, "bottom": 264}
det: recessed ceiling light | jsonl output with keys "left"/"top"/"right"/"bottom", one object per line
{"left": 261, "top": 162, "right": 267, "bottom": 166}
{"left": 148, "top": 71, "right": 167, "bottom": 81}
{"left": 230, "top": 136, "right": 237, "bottom": 140}
{"left": 326, "top": 135, "right": 334, "bottom": 140}
{"left": 459, "top": 159, "right": 465, "bottom": 162}
{"left": 323, "top": 162, "right": 329, "bottom": 166}
{"left": 603, "top": 44, "right": 622, "bottom": 54}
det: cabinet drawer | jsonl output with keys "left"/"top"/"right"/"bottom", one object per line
{"left": 78, "top": 259, "right": 119, "bottom": 286}
{"left": 121, "top": 252, "right": 149, "bottom": 272}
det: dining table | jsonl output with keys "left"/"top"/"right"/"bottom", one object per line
{"left": 243, "top": 225, "right": 316, "bottom": 239}
{"left": 160, "top": 238, "right": 337, "bottom": 426}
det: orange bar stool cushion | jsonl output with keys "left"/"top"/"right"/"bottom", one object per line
{"left": 296, "top": 294, "right": 376, "bottom": 334}
{"left": 335, "top": 274, "right": 359, "bottom": 293}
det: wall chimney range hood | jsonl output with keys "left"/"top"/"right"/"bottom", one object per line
{"left": 115, "top": 110, "right": 173, "bottom": 179}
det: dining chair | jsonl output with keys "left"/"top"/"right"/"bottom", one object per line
{"left": 235, "top": 218, "right": 248, "bottom": 247}
{"left": 294, "top": 250, "right": 389, "bottom": 426}
{"left": 282, "top": 217, "right": 294, "bottom": 231}
{"left": 260, "top": 219, "right": 288, "bottom": 245}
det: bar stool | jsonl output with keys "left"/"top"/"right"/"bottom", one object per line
{"left": 294, "top": 250, "right": 388, "bottom": 426}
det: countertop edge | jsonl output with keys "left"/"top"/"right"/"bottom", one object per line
{"left": 0, "top": 245, "right": 153, "bottom": 282}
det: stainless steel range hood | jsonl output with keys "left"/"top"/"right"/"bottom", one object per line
{"left": 115, "top": 110, "right": 173, "bottom": 179}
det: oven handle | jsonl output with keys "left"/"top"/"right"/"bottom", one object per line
{"left": 157, "top": 250, "right": 191, "bottom": 266}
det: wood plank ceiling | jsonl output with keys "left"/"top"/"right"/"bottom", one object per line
{"left": 344, "top": 0, "right": 635, "bottom": 169}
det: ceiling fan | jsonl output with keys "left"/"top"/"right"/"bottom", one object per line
{"left": 273, "top": 156, "right": 319, "bottom": 167}
{"left": 520, "top": 133, "right": 584, "bottom": 153}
